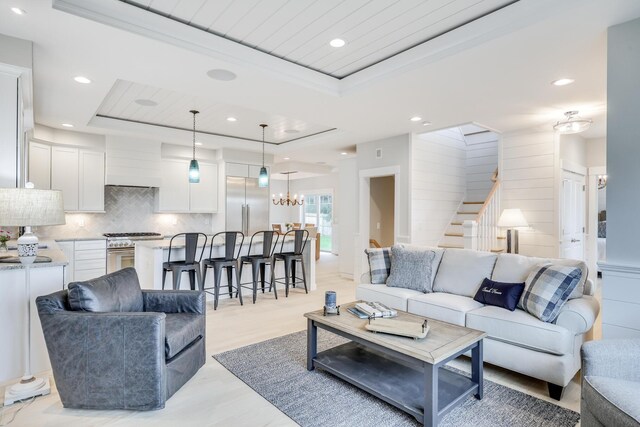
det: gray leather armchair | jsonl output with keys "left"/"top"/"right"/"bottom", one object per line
{"left": 581, "top": 339, "right": 640, "bottom": 426}
{"left": 36, "top": 268, "right": 206, "bottom": 410}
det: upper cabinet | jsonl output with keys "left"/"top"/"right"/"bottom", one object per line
{"left": 155, "top": 159, "right": 218, "bottom": 213}
{"left": 30, "top": 141, "right": 105, "bottom": 212}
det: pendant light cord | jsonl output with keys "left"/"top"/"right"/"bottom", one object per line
{"left": 192, "top": 111, "right": 196, "bottom": 160}
{"left": 262, "top": 125, "right": 265, "bottom": 166}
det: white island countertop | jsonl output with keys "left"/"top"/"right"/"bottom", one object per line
{"left": 0, "top": 240, "right": 69, "bottom": 271}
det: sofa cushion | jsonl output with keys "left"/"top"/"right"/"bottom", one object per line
{"left": 407, "top": 293, "right": 484, "bottom": 326}
{"left": 520, "top": 264, "right": 582, "bottom": 322}
{"left": 399, "top": 244, "right": 444, "bottom": 290}
{"left": 386, "top": 245, "right": 435, "bottom": 293}
{"left": 492, "top": 253, "right": 586, "bottom": 299}
{"left": 165, "top": 313, "right": 203, "bottom": 359}
{"left": 473, "top": 278, "right": 525, "bottom": 311}
{"left": 432, "top": 248, "right": 498, "bottom": 297}
{"left": 68, "top": 267, "right": 143, "bottom": 312}
{"left": 356, "top": 284, "right": 423, "bottom": 312}
{"left": 364, "top": 247, "right": 392, "bottom": 284}
{"left": 466, "top": 306, "right": 574, "bottom": 355}
{"left": 583, "top": 375, "right": 640, "bottom": 426}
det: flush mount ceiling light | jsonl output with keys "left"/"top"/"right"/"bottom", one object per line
{"left": 134, "top": 99, "right": 158, "bottom": 107}
{"left": 330, "top": 38, "right": 346, "bottom": 48}
{"left": 410, "top": 116, "right": 422, "bottom": 122}
{"left": 73, "top": 76, "right": 91, "bottom": 84}
{"left": 206, "top": 69, "right": 237, "bottom": 81}
{"left": 188, "top": 110, "right": 200, "bottom": 183}
{"left": 552, "top": 78, "right": 575, "bottom": 86}
{"left": 226, "top": 117, "right": 237, "bottom": 122}
{"left": 258, "top": 124, "right": 269, "bottom": 188}
{"left": 553, "top": 110, "right": 592, "bottom": 134}
{"left": 11, "top": 7, "right": 26, "bottom": 15}
{"left": 61, "top": 123, "right": 74, "bottom": 128}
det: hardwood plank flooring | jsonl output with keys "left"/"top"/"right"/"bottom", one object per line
{"left": 0, "top": 254, "right": 583, "bottom": 426}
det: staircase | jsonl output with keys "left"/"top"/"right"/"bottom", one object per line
{"left": 438, "top": 169, "right": 505, "bottom": 252}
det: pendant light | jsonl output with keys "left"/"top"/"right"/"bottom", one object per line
{"left": 258, "top": 123, "right": 269, "bottom": 188}
{"left": 189, "top": 109, "right": 200, "bottom": 183}
{"left": 553, "top": 110, "right": 592, "bottom": 134}
{"left": 272, "top": 171, "right": 304, "bottom": 206}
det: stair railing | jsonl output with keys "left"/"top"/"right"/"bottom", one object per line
{"left": 464, "top": 168, "right": 501, "bottom": 252}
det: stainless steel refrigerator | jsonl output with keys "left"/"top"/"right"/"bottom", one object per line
{"left": 226, "top": 176, "right": 269, "bottom": 235}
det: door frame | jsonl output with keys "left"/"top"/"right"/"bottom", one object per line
{"left": 357, "top": 166, "right": 400, "bottom": 279}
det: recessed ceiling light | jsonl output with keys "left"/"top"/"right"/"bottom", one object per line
{"left": 73, "top": 76, "right": 91, "bottom": 84}
{"left": 195, "top": 142, "right": 203, "bottom": 146}
{"left": 422, "top": 121, "right": 432, "bottom": 126}
{"left": 552, "top": 78, "right": 575, "bottom": 86}
{"left": 340, "top": 152, "right": 348, "bottom": 156}
{"left": 11, "top": 7, "right": 26, "bottom": 15}
{"left": 283, "top": 157, "right": 290, "bottom": 160}
{"left": 226, "top": 117, "right": 237, "bottom": 122}
{"left": 61, "top": 123, "right": 74, "bottom": 128}
{"left": 330, "top": 38, "right": 346, "bottom": 48}
{"left": 410, "top": 116, "right": 422, "bottom": 122}
{"left": 284, "top": 129, "right": 300, "bottom": 134}
{"left": 206, "top": 69, "right": 237, "bottom": 81}
{"left": 134, "top": 98, "right": 158, "bottom": 107}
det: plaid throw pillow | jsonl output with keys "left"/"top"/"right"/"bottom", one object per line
{"left": 365, "top": 248, "right": 392, "bottom": 284}
{"left": 520, "top": 264, "right": 582, "bottom": 322}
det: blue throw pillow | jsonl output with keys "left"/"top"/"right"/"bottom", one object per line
{"left": 473, "top": 278, "right": 525, "bottom": 311}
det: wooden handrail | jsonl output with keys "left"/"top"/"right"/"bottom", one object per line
{"left": 369, "top": 239, "right": 382, "bottom": 248}
{"left": 476, "top": 177, "right": 500, "bottom": 221}
{"left": 491, "top": 167, "right": 499, "bottom": 183}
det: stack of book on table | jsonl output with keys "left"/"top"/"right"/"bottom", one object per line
{"left": 349, "top": 302, "right": 397, "bottom": 319}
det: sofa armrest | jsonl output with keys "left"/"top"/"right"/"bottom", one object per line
{"left": 584, "top": 278, "right": 596, "bottom": 296}
{"left": 38, "top": 311, "right": 167, "bottom": 410}
{"left": 554, "top": 295, "right": 600, "bottom": 334}
{"left": 582, "top": 339, "right": 640, "bottom": 381}
{"left": 143, "top": 290, "right": 206, "bottom": 314}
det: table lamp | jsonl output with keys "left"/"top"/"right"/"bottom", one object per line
{"left": 0, "top": 184, "right": 65, "bottom": 405}
{"left": 497, "top": 208, "right": 528, "bottom": 254}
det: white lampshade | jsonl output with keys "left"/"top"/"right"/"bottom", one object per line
{"left": 497, "top": 208, "right": 528, "bottom": 228}
{"left": 0, "top": 188, "right": 66, "bottom": 226}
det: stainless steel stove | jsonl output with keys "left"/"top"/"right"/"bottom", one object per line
{"left": 104, "top": 232, "right": 162, "bottom": 273}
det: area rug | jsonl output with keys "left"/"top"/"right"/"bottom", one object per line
{"left": 213, "top": 330, "right": 580, "bottom": 427}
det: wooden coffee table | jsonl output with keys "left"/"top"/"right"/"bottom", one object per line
{"left": 304, "top": 302, "right": 487, "bottom": 427}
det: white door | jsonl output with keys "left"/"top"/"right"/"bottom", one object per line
{"left": 561, "top": 170, "right": 586, "bottom": 260}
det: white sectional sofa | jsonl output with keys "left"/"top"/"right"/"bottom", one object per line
{"left": 356, "top": 247, "right": 600, "bottom": 400}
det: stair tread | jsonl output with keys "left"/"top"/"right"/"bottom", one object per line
{"left": 457, "top": 211, "right": 479, "bottom": 215}
{"left": 463, "top": 201, "right": 484, "bottom": 205}
{"left": 497, "top": 236, "right": 506, "bottom": 240}
{"left": 451, "top": 221, "right": 463, "bottom": 225}
{"left": 438, "top": 244, "right": 464, "bottom": 249}
{"left": 491, "top": 248, "right": 505, "bottom": 253}
{"left": 444, "top": 233, "right": 463, "bottom": 237}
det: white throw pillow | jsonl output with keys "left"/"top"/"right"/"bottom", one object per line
{"left": 432, "top": 248, "right": 498, "bottom": 298}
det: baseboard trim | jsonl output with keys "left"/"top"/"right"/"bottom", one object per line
{"left": 599, "top": 262, "right": 640, "bottom": 275}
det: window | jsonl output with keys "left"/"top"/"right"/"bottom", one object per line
{"left": 303, "top": 193, "right": 332, "bottom": 252}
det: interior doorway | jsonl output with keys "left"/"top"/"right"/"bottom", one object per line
{"left": 369, "top": 176, "right": 395, "bottom": 248}
{"left": 560, "top": 169, "right": 586, "bottom": 260}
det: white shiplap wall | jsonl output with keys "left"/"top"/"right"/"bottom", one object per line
{"left": 411, "top": 132, "right": 466, "bottom": 246}
{"left": 466, "top": 139, "right": 499, "bottom": 202}
{"left": 501, "top": 130, "right": 558, "bottom": 258}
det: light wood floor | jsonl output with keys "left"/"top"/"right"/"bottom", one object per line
{"left": 1, "top": 254, "right": 582, "bottom": 426}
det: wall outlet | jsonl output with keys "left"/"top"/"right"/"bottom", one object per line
{"left": 171, "top": 216, "right": 178, "bottom": 226}
{"left": 376, "top": 148, "right": 382, "bottom": 159}
{"left": 78, "top": 218, "right": 85, "bottom": 228}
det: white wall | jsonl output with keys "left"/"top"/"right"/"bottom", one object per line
{"left": 601, "top": 17, "right": 640, "bottom": 339}
{"left": 559, "top": 133, "right": 587, "bottom": 167}
{"left": 466, "top": 139, "right": 499, "bottom": 202}
{"left": 586, "top": 138, "right": 606, "bottom": 167}
{"left": 0, "top": 72, "right": 18, "bottom": 187}
{"left": 338, "top": 158, "right": 357, "bottom": 277}
{"left": 411, "top": 132, "right": 466, "bottom": 246}
{"left": 501, "top": 130, "right": 558, "bottom": 258}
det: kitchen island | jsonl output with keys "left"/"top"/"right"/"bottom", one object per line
{"left": 0, "top": 241, "right": 68, "bottom": 383}
{"left": 135, "top": 236, "right": 316, "bottom": 298}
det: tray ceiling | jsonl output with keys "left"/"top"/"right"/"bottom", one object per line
{"left": 120, "top": 0, "right": 519, "bottom": 79}
{"left": 96, "top": 80, "right": 336, "bottom": 144}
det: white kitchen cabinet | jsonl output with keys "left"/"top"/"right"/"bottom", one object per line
{"left": 57, "top": 239, "right": 107, "bottom": 284}
{"left": 51, "top": 146, "right": 104, "bottom": 212}
{"left": 51, "top": 146, "right": 79, "bottom": 211}
{"left": 156, "top": 159, "right": 218, "bottom": 213}
{"left": 28, "top": 142, "right": 51, "bottom": 189}
{"left": 56, "top": 241, "right": 74, "bottom": 286}
{"left": 79, "top": 150, "right": 105, "bottom": 211}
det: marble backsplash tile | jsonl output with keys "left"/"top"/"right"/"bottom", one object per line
{"left": 38, "top": 186, "right": 215, "bottom": 238}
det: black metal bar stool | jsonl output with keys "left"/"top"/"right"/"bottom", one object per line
{"left": 202, "top": 231, "right": 244, "bottom": 310}
{"left": 162, "top": 232, "right": 207, "bottom": 290}
{"left": 238, "top": 230, "right": 280, "bottom": 304}
{"left": 270, "top": 229, "right": 309, "bottom": 297}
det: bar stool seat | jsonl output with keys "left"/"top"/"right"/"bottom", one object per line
{"left": 239, "top": 231, "right": 279, "bottom": 304}
{"left": 202, "top": 231, "right": 244, "bottom": 310}
{"left": 162, "top": 233, "right": 207, "bottom": 291}
{"left": 271, "top": 229, "right": 309, "bottom": 297}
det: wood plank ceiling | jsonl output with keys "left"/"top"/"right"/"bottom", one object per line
{"left": 120, "top": 0, "right": 519, "bottom": 79}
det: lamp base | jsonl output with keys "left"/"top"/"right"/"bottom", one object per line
{"left": 4, "top": 376, "right": 50, "bottom": 405}
{"left": 17, "top": 227, "right": 39, "bottom": 264}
